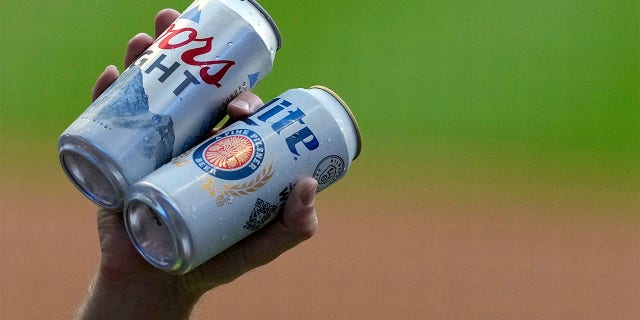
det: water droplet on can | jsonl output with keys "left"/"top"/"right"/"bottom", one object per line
{"left": 227, "top": 42, "right": 233, "bottom": 47}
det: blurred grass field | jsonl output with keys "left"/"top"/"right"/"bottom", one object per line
{"left": 2, "top": 0, "right": 638, "bottom": 215}
{"left": 0, "top": 0, "right": 639, "bottom": 319}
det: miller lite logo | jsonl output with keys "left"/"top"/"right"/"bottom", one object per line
{"left": 241, "top": 97, "right": 320, "bottom": 159}
{"left": 193, "top": 129, "right": 265, "bottom": 180}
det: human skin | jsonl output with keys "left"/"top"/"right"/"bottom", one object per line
{"left": 75, "top": 8, "right": 319, "bottom": 320}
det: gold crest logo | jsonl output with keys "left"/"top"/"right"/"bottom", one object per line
{"left": 204, "top": 135, "right": 254, "bottom": 169}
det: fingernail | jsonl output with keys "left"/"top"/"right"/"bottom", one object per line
{"left": 231, "top": 99, "right": 250, "bottom": 110}
{"left": 105, "top": 65, "right": 117, "bottom": 72}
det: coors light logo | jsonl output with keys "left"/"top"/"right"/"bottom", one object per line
{"left": 132, "top": 5, "right": 236, "bottom": 96}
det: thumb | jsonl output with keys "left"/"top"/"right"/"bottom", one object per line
{"left": 188, "top": 177, "right": 318, "bottom": 291}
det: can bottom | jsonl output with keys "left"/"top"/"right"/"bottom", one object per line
{"left": 124, "top": 183, "right": 191, "bottom": 274}
{"left": 59, "top": 135, "right": 129, "bottom": 210}
{"left": 126, "top": 201, "right": 178, "bottom": 269}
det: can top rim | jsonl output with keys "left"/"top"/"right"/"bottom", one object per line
{"left": 247, "top": 0, "right": 282, "bottom": 50}
{"left": 309, "top": 85, "right": 362, "bottom": 160}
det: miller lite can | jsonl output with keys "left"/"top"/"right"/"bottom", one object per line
{"left": 123, "top": 86, "right": 362, "bottom": 274}
{"left": 58, "top": 0, "right": 281, "bottom": 209}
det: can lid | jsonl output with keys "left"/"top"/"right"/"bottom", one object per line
{"left": 247, "top": 0, "right": 282, "bottom": 50}
{"left": 310, "top": 85, "right": 362, "bottom": 160}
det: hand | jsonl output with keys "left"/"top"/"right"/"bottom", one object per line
{"left": 76, "top": 9, "right": 319, "bottom": 320}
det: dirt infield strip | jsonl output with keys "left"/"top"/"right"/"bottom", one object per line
{"left": 1, "top": 184, "right": 638, "bottom": 319}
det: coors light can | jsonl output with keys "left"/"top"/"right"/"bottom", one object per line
{"left": 58, "top": 0, "right": 281, "bottom": 209}
{"left": 123, "top": 86, "right": 362, "bottom": 274}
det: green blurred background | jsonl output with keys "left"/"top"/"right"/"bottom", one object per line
{"left": 2, "top": 0, "right": 638, "bottom": 213}
{"left": 1, "top": 0, "right": 638, "bottom": 318}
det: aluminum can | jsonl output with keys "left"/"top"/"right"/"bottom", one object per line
{"left": 123, "top": 86, "right": 362, "bottom": 274}
{"left": 58, "top": 0, "right": 281, "bottom": 210}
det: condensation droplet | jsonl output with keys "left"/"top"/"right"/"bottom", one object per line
{"left": 227, "top": 42, "right": 233, "bottom": 47}
{"left": 219, "top": 235, "right": 228, "bottom": 241}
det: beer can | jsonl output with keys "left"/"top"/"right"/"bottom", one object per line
{"left": 58, "top": 0, "right": 281, "bottom": 210}
{"left": 123, "top": 86, "right": 362, "bottom": 274}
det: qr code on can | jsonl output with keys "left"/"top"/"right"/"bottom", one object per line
{"left": 243, "top": 198, "right": 278, "bottom": 231}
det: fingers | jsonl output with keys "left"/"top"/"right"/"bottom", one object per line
{"left": 125, "top": 9, "right": 179, "bottom": 68}
{"left": 155, "top": 8, "right": 180, "bottom": 38}
{"left": 124, "top": 33, "right": 154, "bottom": 67}
{"left": 227, "top": 91, "right": 264, "bottom": 120}
{"left": 91, "top": 65, "right": 120, "bottom": 101}
{"left": 189, "top": 177, "right": 318, "bottom": 291}
{"left": 278, "top": 177, "right": 319, "bottom": 242}
{"left": 211, "top": 92, "right": 264, "bottom": 135}
{"left": 95, "top": 8, "right": 180, "bottom": 101}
